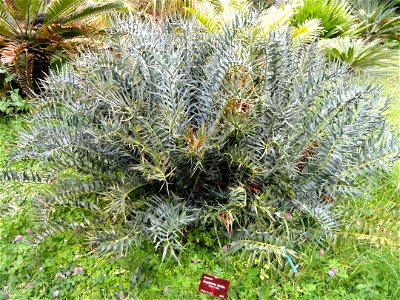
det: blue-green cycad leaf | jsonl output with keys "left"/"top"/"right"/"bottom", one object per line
{"left": 3, "top": 14, "right": 397, "bottom": 261}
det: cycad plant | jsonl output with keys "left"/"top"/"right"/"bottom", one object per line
{"left": 0, "top": 0, "right": 124, "bottom": 95}
{"left": 293, "top": 0, "right": 359, "bottom": 38}
{"left": 3, "top": 16, "right": 397, "bottom": 265}
{"left": 189, "top": 1, "right": 324, "bottom": 44}
{"left": 320, "top": 36, "right": 400, "bottom": 75}
{"left": 259, "top": 3, "right": 324, "bottom": 42}
{"left": 350, "top": 0, "right": 400, "bottom": 40}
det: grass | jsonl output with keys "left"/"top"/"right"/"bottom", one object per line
{"left": 383, "top": 76, "right": 400, "bottom": 130}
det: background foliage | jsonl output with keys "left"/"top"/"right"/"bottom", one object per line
{"left": 0, "top": 0, "right": 125, "bottom": 95}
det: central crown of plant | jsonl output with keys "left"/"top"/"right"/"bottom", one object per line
{"left": 7, "top": 15, "right": 397, "bottom": 262}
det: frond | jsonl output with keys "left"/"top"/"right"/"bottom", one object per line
{"left": 0, "top": 201, "right": 23, "bottom": 218}
{"left": 1, "top": 170, "right": 50, "bottom": 183}
{"left": 320, "top": 37, "right": 400, "bottom": 75}
{"left": 292, "top": 19, "right": 324, "bottom": 43}
{"left": 7, "top": 15, "right": 397, "bottom": 260}
{"left": 230, "top": 230, "right": 297, "bottom": 266}
{"left": 101, "top": 180, "right": 146, "bottom": 219}
{"left": 39, "top": 180, "right": 103, "bottom": 206}
{"left": 259, "top": 3, "right": 297, "bottom": 37}
{"left": 60, "top": 1, "right": 125, "bottom": 25}
{"left": 44, "top": 0, "right": 86, "bottom": 25}
{"left": 300, "top": 201, "right": 339, "bottom": 237}
{"left": 341, "top": 207, "right": 400, "bottom": 252}
{"left": 293, "top": 0, "right": 359, "bottom": 38}
{"left": 144, "top": 196, "right": 199, "bottom": 261}
{"left": 186, "top": 7, "right": 219, "bottom": 33}
{"left": 9, "top": 0, "right": 43, "bottom": 21}
{"left": 0, "top": 8, "right": 18, "bottom": 36}
{"left": 187, "top": 0, "right": 250, "bottom": 32}
{"left": 351, "top": 0, "right": 400, "bottom": 38}
{"left": 32, "top": 218, "right": 91, "bottom": 244}
{"left": 87, "top": 226, "right": 142, "bottom": 257}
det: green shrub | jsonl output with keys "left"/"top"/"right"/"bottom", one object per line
{"left": 0, "top": 88, "right": 28, "bottom": 115}
{"left": 0, "top": 67, "right": 28, "bottom": 115}
{"left": 319, "top": 36, "right": 400, "bottom": 75}
{"left": 293, "top": 0, "right": 359, "bottom": 38}
{"left": 350, "top": 0, "right": 400, "bottom": 40}
{"left": 3, "top": 16, "right": 398, "bottom": 267}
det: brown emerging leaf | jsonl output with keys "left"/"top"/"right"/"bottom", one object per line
{"left": 186, "top": 126, "right": 207, "bottom": 153}
{"left": 219, "top": 211, "right": 233, "bottom": 234}
{"left": 224, "top": 98, "right": 251, "bottom": 116}
{"left": 248, "top": 183, "right": 261, "bottom": 194}
{"left": 295, "top": 140, "right": 320, "bottom": 172}
{"left": 1, "top": 42, "right": 21, "bottom": 65}
{"left": 320, "top": 193, "right": 334, "bottom": 204}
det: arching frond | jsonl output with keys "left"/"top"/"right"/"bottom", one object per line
{"left": 44, "top": 0, "right": 86, "bottom": 25}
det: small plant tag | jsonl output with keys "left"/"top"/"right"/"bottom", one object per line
{"left": 198, "top": 273, "right": 230, "bottom": 299}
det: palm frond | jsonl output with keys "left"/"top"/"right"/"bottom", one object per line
{"left": 320, "top": 36, "right": 400, "bottom": 75}
{"left": 60, "top": 1, "right": 125, "bottom": 25}
{"left": 44, "top": 0, "right": 86, "bottom": 25}
{"left": 292, "top": 18, "right": 324, "bottom": 43}
{"left": 0, "top": 8, "right": 18, "bottom": 36}
{"left": 293, "top": 0, "right": 359, "bottom": 38}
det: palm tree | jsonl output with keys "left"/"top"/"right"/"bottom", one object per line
{"left": 0, "top": 0, "right": 124, "bottom": 95}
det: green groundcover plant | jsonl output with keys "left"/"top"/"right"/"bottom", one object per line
{"left": 0, "top": 67, "right": 29, "bottom": 115}
{"left": 2, "top": 15, "right": 398, "bottom": 270}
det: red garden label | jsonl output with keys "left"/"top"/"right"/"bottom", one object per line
{"left": 198, "top": 274, "right": 230, "bottom": 299}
